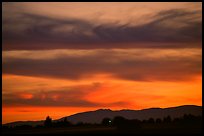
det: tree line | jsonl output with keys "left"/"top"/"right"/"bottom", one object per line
{"left": 2, "top": 114, "right": 202, "bottom": 130}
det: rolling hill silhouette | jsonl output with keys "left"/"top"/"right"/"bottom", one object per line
{"left": 3, "top": 105, "right": 202, "bottom": 127}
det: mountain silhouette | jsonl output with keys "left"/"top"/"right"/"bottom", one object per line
{"left": 3, "top": 105, "right": 202, "bottom": 127}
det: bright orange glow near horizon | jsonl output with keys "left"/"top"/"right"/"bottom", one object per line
{"left": 2, "top": 2, "right": 202, "bottom": 124}
{"left": 2, "top": 74, "right": 202, "bottom": 124}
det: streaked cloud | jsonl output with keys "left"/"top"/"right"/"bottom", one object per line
{"left": 2, "top": 49, "right": 201, "bottom": 81}
{"left": 3, "top": 3, "right": 202, "bottom": 50}
{"left": 3, "top": 84, "right": 129, "bottom": 107}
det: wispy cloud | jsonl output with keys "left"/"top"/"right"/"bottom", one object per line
{"left": 2, "top": 49, "right": 201, "bottom": 81}
{"left": 3, "top": 84, "right": 129, "bottom": 107}
{"left": 3, "top": 9, "right": 201, "bottom": 50}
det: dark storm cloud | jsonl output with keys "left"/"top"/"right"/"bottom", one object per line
{"left": 2, "top": 9, "right": 202, "bottom": 50}
{"left": 2, "top": 50, "right": 201, "bottom": 81}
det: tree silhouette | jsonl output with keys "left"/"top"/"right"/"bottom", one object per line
{"left": 44, "top": 116, "right": 52, "bottom": 127}
{"left": 113, "top": 116, "right": 126, "bottom": 127}
{"left": 113, "top": 116, "right": 142, "bottom": 131}
{"left": 156, "top": 118, "right": 162, "bottom": 123}
{"left": 147, "top": 118, "right": 155, "bottom": 124}
{"left": 102, "top": 118, "right": 111, "bottom": 126}
{"left": 63, "top": 117, "right": 72, "bottom": 126}
{"left": 163, "top": 115, "right": 171, "bottom": 123}
{"left": 63, "top": 117, "right": 67, "bottom": 123}
{"left": 2, "top": 114, "right": 202, "bottom": 134}
{"left": 128, "top": 119, "right": 141, "bottom": 130}
{"left": 76, "top": 122, "right": 84, "bottom": 126}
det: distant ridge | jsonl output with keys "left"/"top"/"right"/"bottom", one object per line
{"left": 3, "top": 105, "right": 202, "bottom": 127}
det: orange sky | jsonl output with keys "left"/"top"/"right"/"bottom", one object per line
{"left": 2, "top": 73, "right": 202, "bottom": 124}
{"left": 2, "top": 2, "right": 202, "bottom": 124}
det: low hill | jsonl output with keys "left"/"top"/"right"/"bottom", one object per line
{"left": 3, "top": 105, "right": 202, "bottom": 127}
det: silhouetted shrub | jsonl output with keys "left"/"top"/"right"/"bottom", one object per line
{"left": 127, "top": 119, "right": 141, "bottom": 129}
{"left": 113, "top": 116, "right": 141, "bottom": 130}
{"left": 63, "top": 117, "right": 72, "bottom": 126}
{"left": 173, "top": 117, "right": 182, "bottom": 123}
{"left": 142, "top": 119, "right": 147, "bottom": 123}
{"left": 102, "top": 117, "right": 112, "bottom": 126}
{"left": 163, "top": 115, "right": 171, "bottom": 123}
{"left": 147, "top": 118, "right": 155, "bottom": 124}
{"left": 44, "top": 116, "right": 52, "bottom": 127}
{"left": 51, "top": 117, "right": 72, "bottom": 127}
{"left": 113, "top": 116, "right": 126, "bottom": 127}
{"left": 62, "top": 117, "right": 66, "bottom": 122}
{"left": 76, "top": 122, "right": 84, "bottom": 126}
{"left": 179, "top": 114, "right": 202, "bottom": 125}
{"left": 156, "top": 118, "right": 162, "bottom": 123}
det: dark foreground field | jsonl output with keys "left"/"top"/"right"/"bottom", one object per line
{"left": 2, "top": 114, "right": 202, "bottom": 135}
{"left": 2, "top": 123, "right": 202, "bottom": 135}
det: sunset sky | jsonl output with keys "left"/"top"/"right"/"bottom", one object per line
{"left": 2, "top": 2, "right": 202, "bottom": 124}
